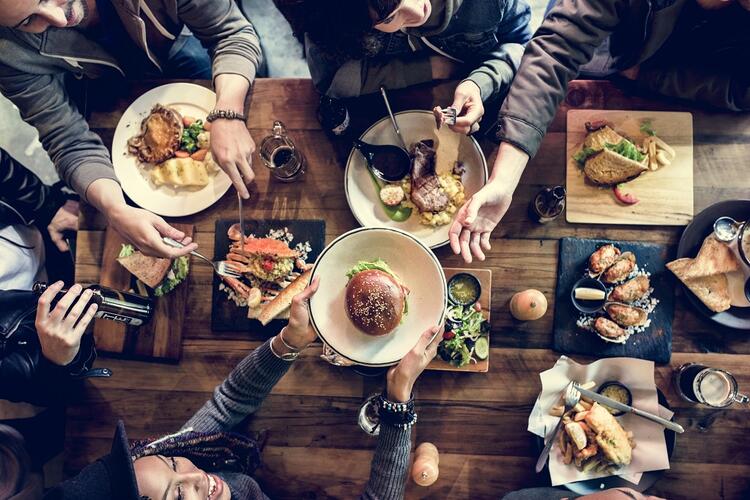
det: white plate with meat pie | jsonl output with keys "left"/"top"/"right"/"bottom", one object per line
{"left": 345, "top": 111, "right": 488, "bottom": 249}
{"left": 112, "top": 83, "right": 232, "bottom": 217}
{"left": 309, "top": 227, "right": 447, "bottom": 367}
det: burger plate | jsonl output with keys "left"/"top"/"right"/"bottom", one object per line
{"left": 309, "top": 227, "right": 447, "bottom": 367}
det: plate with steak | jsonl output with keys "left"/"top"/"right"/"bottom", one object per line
{"left": 345, "top": 110, "right": 488, "bottom": 249}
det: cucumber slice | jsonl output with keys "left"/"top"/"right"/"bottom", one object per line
{"left": 474, "top": 337, "right": 489, "bottom": 360}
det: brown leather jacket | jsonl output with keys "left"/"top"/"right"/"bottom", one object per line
{"left": 495, "top": 0, "right": 750, "bottom": 157}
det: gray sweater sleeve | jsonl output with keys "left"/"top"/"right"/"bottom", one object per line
{"left": 182, "top": 339, "right": 291, "bottom": 433}
{"left": 362, "top": 423, "right": 412, "bottom": 500}
{"left": 182, "top": 339, "right": 412, "bottom": 497}
{"left": 0, "top": 66, "right": 118, "bottom": 202}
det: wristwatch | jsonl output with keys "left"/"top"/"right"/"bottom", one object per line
{"left": 206, "top": 109, "right": 246, "bottom": 122}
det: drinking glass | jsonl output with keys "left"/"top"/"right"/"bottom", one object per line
{"left": 675, "top": 363, "right": 749, "bottom": 408}
{"left": 259, "top": 121, "right": 305, "bottom": 182}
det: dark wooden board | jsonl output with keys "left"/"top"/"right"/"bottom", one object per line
{"left": 211, "top": 219, "right": 325, "bottom": 334}
{"left": 93, "top": 223, "right": 192, "bottom": 361}
{"left": 553, "top": 237, "right": 676, "bottom": 364}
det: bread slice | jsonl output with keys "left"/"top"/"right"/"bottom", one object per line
{"left": 583, "top": 148, "right": 648, "bottom": 185}
{"left": 117, "top": 252, "right": 171, "bottom": 288}
{"left": 666, "top": 258, "right": 732, "bottom": 313}
{"left": 257, "top": 270, "right": 312, "bottom": 326}
{"left": 583, "top": 125, "right": 626, "bottom": 151}
{"left": 686, "top": 235, "right": 740, "bottom": 278}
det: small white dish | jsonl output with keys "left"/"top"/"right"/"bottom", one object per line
{"left": 345, "top": 110, "right": 488, "bottom": 249}
{"left": 111, "top": 83, "right": 231, "bottom": 217}
{"left": 309, "top": 227, "right": 447, "bottom": 366}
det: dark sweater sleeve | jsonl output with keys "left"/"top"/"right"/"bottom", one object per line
{"left": 0, "top": 147, "right": 67, "bottom": 229}
{"left": 182, "top": 339, "right": 292, "bottom": 433}
{"left": 361, "top": 423, "right": 412, "bottom": 500}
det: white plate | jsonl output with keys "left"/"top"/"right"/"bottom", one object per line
{"left": 345, "top": 110, "right": 488, "bottom": 249}
{"left": 309, "top": 227, "right": 447, "bottom": 367}
{"left": 112, "top": 83, "right": 231, "bottom": 217}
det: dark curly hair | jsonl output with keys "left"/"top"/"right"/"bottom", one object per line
{"left": 300, "top": 0, "right": 402, "bottom": 58}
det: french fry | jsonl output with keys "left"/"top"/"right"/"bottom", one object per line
{"left": 579, "top": 400, "right": 593, "bottom": 410}
{"left": 579, "top": 381, "right": 596, "bottom": 391}
{"left": 563, "top": 442, "right": 573, "bottom": 465}
{"left": 573, "top": 403, "right": 586, "bottom": 413}
{"left": 648, "top": 140, "right": 657, "bottom": 170}
{"left": 549, "top": 404, "right": 565, "bottom": 417}
{"left": 574, "top": 411, "right": 589, "bottom": 422}
{"left": 582, "top": 458, "right": 601, "bottom": 473}
{"left": 656, "top": 150, "right": 671, "bottom": 166}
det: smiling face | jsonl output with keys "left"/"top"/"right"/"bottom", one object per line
{"left": 0, "top": 0, "right": 91, "bottom": 33}
{"left": 134, "top": 455, "right": 230, "bottom": 500}
{"left": 372, "top": 0, "right": 432, "bottom": 32}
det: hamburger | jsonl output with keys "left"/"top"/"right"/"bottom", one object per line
{"left": 345, "top": 260, "right": 409, "bottom": 336}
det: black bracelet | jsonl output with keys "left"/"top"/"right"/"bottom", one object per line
{"left": 206, "top": 109, "right": 246, "bottom": 123}
{"left": 377, "top": 392, "right": 417, "bottom": 429}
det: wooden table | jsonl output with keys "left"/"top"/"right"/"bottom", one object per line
{"left": 71, "top": 79, "right": 750, "bottom": 499}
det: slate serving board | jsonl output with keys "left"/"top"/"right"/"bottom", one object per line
{"left": 553, "top": 238, "right": 676, "bottom": 364}
{"left": 211, "top": 219, "right": 326, "bottom": 334}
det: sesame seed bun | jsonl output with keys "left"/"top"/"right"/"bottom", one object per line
{"left": 345, "top": 269, "right": 406, "bottom": 336}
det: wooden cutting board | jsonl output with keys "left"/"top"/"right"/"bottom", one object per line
{"left": 553, "top": 237, "right": 676, "bottom": 364}
{"left": 93, "top": 224, "right": 193, "bottom": 361}
{"left": 427, "top": 267, "right": 491, "bottom": 373}
{"left": 566, "top": 110, "right": 694, "bottom": 225}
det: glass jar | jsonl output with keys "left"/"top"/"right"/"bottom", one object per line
{"left": 259, "top": 121, "right": 305, "bottom": 182}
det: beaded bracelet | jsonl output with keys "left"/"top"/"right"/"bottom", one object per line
{"left": 377, "top": 393, "right": 417, "bottom": 429}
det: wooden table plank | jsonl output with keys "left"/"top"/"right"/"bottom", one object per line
{"left": 69, "top": 78, "right": 750, "bottom": 499}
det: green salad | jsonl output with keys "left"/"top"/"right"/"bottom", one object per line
{"left": 181, "top": 119, "right": 206, "bottom": 153}
{"left": 119, "top": 244, "right": 189, "bottom": 297}
{"left": 574, "top": 139, "right": 646, "bottom": 166}
{"left": 438, "top": 304, "right": 490, "bottom": 367}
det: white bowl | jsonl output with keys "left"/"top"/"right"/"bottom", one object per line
{"left": 309, "top": 227, "right": 447, "bottom": 366}
{"left": 345, "top": 110, "right": 488, "bottom": 248}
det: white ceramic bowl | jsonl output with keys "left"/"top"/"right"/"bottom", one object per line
{"left": 345, "top": 110, "right": 488, "bottom": 248}
{"left": 112, "top": 83, "right": 231, "bottom": 217}
{"left": 309, "top": 227, "right": 447, "bottom": 366}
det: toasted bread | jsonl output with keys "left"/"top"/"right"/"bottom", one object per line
{"left": 117, "top": 252, "right": 171, "bottom": 288}
{"left": 667, "top": 259, "right": 732, "bottom": 312}
{"left": 686, "top": 235, "right": 740, "bottom": 278}
{"left": 583, "top": 125, "right": 626, "bottom": 151}
{"left": 583, "top": 149, "right": 648, "bottom": 185}
{"left": 256, "top": 269, "right": 312, "bottom": 326}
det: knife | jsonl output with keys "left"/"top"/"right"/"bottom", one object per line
{"left": 573, "top": 384, "right": 684, "bottom": 434}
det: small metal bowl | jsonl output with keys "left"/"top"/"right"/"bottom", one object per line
{"left": 570, "top": 277, "right": 607, "bottom": 314}
{"left": 597, "top": 381, "right": 633, "bottom": 417}
{"left": 447, "top": 273, "right": 482, "bottom": 306}
{"left": 738, "top": 221, "right": 750, "bottom": 267}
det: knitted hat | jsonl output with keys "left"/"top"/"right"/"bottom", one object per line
{"left": 43, "top": 420, "right": 139, "bottom": 500}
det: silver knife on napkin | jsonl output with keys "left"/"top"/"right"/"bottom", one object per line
{"left": 573, "top": 383, "right": 684, "bottom": 434}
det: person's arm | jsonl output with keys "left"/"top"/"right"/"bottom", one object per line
{"left": 0, "top": 147, "right": 67, "bottom": 229}
{"left": 464, "top": 0, "right": 533, "bottom": 102}
{"left": 496, "top": 0, "right": 629, "bottom": 157}
{"left": 183, "top": 280, "right": 319, "bottom": 433}
{"left": 635, "top": 64, "right": 750, "bottom": 111}
{"left": 362, "top": 327, "right": 442, "bottom": 499}
{"left": 177, "top": 0, "right": 262, "bottom": 198}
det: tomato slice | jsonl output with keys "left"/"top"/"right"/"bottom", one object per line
{"left": 261, "top": 258, "right": 275, "bottom": 272}
{"left": 613, "top": 184, "right": 639, "bottom": 205}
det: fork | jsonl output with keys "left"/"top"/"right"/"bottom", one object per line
{"left": 162, "top": 237, "right": 241, "bottom": 279}
{"left": 535, "top": 382, "right": 581, "bottom": 473}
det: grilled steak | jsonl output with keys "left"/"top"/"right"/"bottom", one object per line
{"left": 409, "top": 140, "right": 448, "bottom": 213}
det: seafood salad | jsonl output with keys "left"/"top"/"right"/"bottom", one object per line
{"left": 576, "top": 244, "right": 659, "bottom": 344}
{"left": 219, "top": 225, "right": 313, "bottom": 325}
